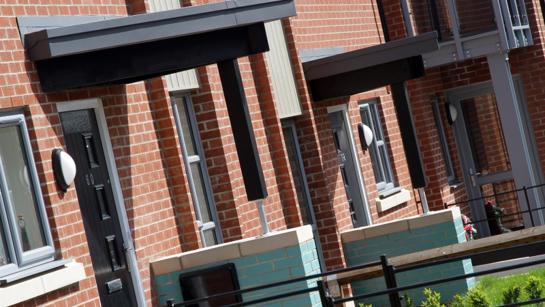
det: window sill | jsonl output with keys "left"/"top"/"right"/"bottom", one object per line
{"left": 0, "top": 260, "right": 86, "bottom": 306}
{"left": 375, "top": 188, "right": 411, "bottom": 213}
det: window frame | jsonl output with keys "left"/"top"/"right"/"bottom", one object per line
{"left": 171, "top": 95, "right": 223, "bottom": 247}
{"left": 359, "top": 100, "right": 396, "bottom": 194}
{"left": 431, "top": 96, "right": 460, "bottom": 186}
{"left": 0, "top": 113, "right": 54, "bottom": 278}
{"left": 281, "top": 119, "right": 314, "bottom": 225}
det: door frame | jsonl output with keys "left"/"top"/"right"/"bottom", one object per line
{"left": 327, "top": 104, "right": 373, "bottom": 226}
{"left": 446, "top": 79, "right": 545, "bottom": 233}
{"left": 281, "top": 118, "right": 326, "bottom": 269}
{"left": 57, "top": 98, "right": 146, "bottom": 307}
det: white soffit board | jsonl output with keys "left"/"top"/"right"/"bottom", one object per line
{"left": 264, "top": 20, "right": 302, "bottom": 119}
{"left": 147, "top": 0, "right": 200, "bottom": 91}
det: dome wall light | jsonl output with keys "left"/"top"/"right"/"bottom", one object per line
{"left": 447, "top": 102, "right": 458, "bottom": 125}
{"left": 52, "top": 148, "right": 77, "bottom": 192}
{"left": 358, "top": 123, "right": 374, "bottom": 151}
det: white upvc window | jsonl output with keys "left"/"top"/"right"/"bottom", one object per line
{"left": 0, "top": 113, "right": 54, "bottom": 278}
{"left": 360, "top": 100, "right": 396, "bottom": 194}
{"left": 172, "top": 95, "right": 222, "bottom": 247}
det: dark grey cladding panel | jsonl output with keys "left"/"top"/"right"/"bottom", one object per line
{"left": 36, "top": 23, "right": 270, "bottom": 92}
{"left": 302, "top": 32, "right": 439, "bottom": 81}
{"left": 24, "top": 0, "right": 296, "bottom": 61}
{"left": 16, "top": 16, "right": 118, "bottom": 42}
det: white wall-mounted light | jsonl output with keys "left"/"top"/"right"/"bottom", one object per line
{"left": 447, "top": 102, "right": 458, "bottom": 125}
{"left": 52, "top": 148, "right": 77, "bottom": 192}
{"left": 358, "top": 123, "right": 374, "bottom": 150}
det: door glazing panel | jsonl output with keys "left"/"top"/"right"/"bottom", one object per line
{"left": 452, "top": 90, "right": 524, "bottom": 235}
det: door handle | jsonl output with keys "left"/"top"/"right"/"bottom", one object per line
{"left": 469, "top": 169, "right": 481, "bottom": 187}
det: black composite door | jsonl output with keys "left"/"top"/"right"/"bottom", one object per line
{"left": 328, "top": 111, "right": 369, "bottom": 228}
{"left": 60, "top": 109, "right": 137, "bottom": 307}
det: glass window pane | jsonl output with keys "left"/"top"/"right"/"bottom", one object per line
{"left": 361, "top": 102, "right": 396, "bottom": 190}
{"left": 378, "top": 146, "right": 392, "bottom": 183}
{"left": 370, "top": 104, "right": 384, "bottom": 141}
{"left": 176, "top": 99, "right": 197, "bottom": 156}
{"left": 203, "top": 229, "right": 217, "bottom": 247}
{"left": 369, "top": 144, "right": 384, "bottom": 184}
{"left": 461, "top": 95, "right": 510, "bottom": 175}
{"left": 0, "top": 223, "right": 10, "bottom": 266}
{"left": 190, "top": 163, "right": 212, "bottom": 223}
{"left": 0, "top": 125, "right": 46, "bottom": 251}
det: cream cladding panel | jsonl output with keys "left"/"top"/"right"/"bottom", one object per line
{"left": 264, "top": 20, "right": 302, "bottom": 119}
{"left": 147, "top": 0, "right": 200, "bottom": 91}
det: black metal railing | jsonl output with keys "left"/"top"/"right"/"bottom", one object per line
{"left": 444, "top": 182, "right": 545, "bottom": 238}
{"left": 164, "top": 238, "right": 545, "bottom": 306}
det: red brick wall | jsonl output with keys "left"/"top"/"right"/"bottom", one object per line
{"left": 4, "top": 1, "right": 202, "bottom": 306}
{"left": 12, "top": 0, "right": 545, "bottom": 305}
{"left": 383, "top": 0, "right": 545, "bottom": 223}
{"left": 282, "top": 0, "right": 421, "bottom": 269}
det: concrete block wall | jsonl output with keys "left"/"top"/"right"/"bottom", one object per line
{"left": 341, "top": 208, "right": 474, "bottom": 305}
{"left": 151, "top": 226, "right": 321, "bottom": 306}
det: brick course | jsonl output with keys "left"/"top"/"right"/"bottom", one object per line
{"left": 7, "top": 0, "right": 545, "bottom": 305}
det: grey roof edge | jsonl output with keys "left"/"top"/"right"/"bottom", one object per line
{"left": 303, "top": 32, "right": 439, "bottom": 81}
{"left": 26, "top": 0, "right": 296, "bottom": 61}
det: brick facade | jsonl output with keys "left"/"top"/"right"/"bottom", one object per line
{"left": 3, "top": 0, "right": 545, "bottom": 306}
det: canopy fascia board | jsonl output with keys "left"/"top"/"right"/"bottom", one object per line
{"left": 25, "top": 0, "right": 295, "bottom": 61}
{"left": 302, "top": 32, "right": 439, "bottom": 101}
{"left": 35, "top": 23, "right": 270, "bottom": 91}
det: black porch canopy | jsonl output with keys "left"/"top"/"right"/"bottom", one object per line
{"left": 24, "top": 0, "right": 297, "bottom": 202}
{"left": 302, "top": 32, "right": 438, "bottom": 102}
{"left": 25, "top": 0, "right": 296, "bottom": 92}
{"left": 302, "top": 32, "right": 439, "bottom": 188}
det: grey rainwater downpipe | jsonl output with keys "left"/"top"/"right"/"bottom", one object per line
{"left": 256, "top": 199, "right": 270, "bottom": 235}
{"left": 377, "top": 0, "right": 430, "bottom": 214}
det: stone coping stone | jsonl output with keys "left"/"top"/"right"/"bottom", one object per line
{"left": 151, "top": 225, "right": 314, "bottom": 276}
{"left": 341, "top": 207, "right": 462, "bottom": 243}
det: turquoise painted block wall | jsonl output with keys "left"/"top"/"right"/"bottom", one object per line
{"left": 154, "top": 239, "right": 321, "bottom": 306}
{"left": 344, "top": 218, "right": 475, "bottom": 305}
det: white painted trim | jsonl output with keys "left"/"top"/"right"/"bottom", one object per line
{"left": 56, "top": 98, "right": 146, "bottom": 307}
{"left": 327, "top": 104, "right": 373, "bottom": 226}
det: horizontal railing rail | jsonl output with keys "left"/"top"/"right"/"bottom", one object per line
{"left": 166, "top": 260, "right": 381, "bottom": 306}
{"left": 164, "top": 236, "right": 545, "bottom": 306}
{"left": 444, "top": 182, "right": 545, "bottom": 236}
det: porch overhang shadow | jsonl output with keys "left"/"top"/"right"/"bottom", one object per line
{"left": 303, "top": 32, "right": 439, "bottom": 188}
{"left": 25, "top": 0, "right": 297, "bottom": 201}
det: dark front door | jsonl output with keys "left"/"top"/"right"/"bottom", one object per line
{"left": 60, "top": 109, "right": 137, "bottom": 306}
{"left": 328, "top": 111, "right": 370, "bottom": 227}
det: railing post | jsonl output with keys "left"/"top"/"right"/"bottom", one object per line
{"left": 381, "top": 255, "right": 401, "bottom": 307}
{"left": 317, "top": 280, "right": 334, "bottom": 307}
{"left": 523, "top": 186, "right": 535, "bottom": 227}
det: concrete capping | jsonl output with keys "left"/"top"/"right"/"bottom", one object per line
{"left": 375, "top": 188, "right": 412, "bottom": 213}
{"left": 341, "top": 207, "right": 462, "bottom": 243}
{"left": 0, "top": 260, "right": 86, "bottom": 307}
{"left": 150, "top": 225, "right": 314, "bottom": 274}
